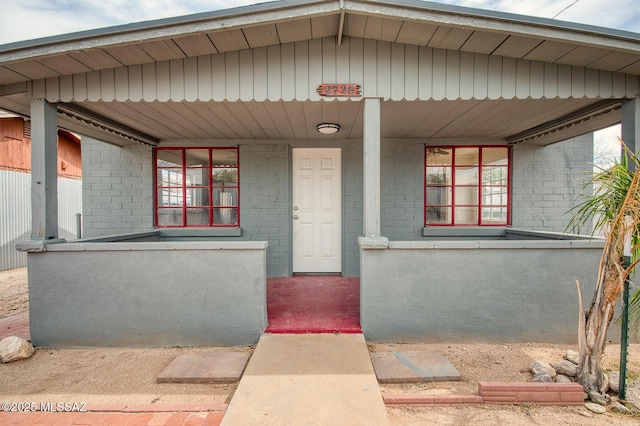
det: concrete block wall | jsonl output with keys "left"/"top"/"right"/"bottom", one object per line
{"left": 79, "top": 133, "right": 594, "bottom": 276}
{"left": 511, "top": 134, "right": 593, "bottom": 233}
{"left": 239, "top": 144, "right": 291, "bottom": 277}
{"left": 380, "top": 141, "right": 425, "bottom": 240}
{"left": 343, "top": 141, "right": 364, "bottom": 277}
{"left": 81, "top": 137, "right": 153, "bottom": 238}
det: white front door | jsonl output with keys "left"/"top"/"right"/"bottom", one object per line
{"left": 292, "top": 148, "right": 342, "bottom": 273}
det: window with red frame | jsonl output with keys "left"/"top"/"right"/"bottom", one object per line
{"left": 155, "top": 147, "right": 239, "bottom": 227}
{"left": 425, "top": 146, "right": 509, "bottom": 226}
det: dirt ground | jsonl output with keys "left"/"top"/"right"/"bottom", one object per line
{"left": 1, "top": 267, "right": 640, "bottom": 424}
{"left": 0, "top": 268, "right": 28, "bottom": 318}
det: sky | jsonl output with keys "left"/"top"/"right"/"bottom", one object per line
{"left": 0, "top": 0, "right": 636, "bottom": 156}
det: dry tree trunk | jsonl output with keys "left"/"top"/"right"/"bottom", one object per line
{"left": 576, "top": 260, "right": 622, "bottom": 392}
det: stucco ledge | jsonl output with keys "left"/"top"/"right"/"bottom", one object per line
{"left": 16, "top": 239, "right": 67, "bottom": 252}
{"left": 358, "top": 236, "right": 390, "bottom": 249}
{"left": 41, "top": 241, "right": 268, "bottom": 252}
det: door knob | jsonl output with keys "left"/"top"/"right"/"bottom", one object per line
{"left": 293, "top": 206, "right": 299, "bottom": 211}
{"left": 293, "top": 215, "right": 299, "bottom": 220}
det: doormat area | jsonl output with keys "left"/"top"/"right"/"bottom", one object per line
{"left": 370, "top": 350, "right": 461, "bottom": 383}
{"left": 265, "top": 276, "right": 361, "bottom": 334}
{"left": 157, "top": 351, "right": 250, "bottom": 384}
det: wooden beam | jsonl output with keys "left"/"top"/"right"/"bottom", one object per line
{"left": 30, "top": 98, "right": 58, "bottom": 240}
{"left": 363, "top": 97, "right": 381, "bottom": 237}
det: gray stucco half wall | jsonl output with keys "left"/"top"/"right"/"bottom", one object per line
{"left": 27, "top": 240, "right": 268, "bottom": 347}
{"left": 359, "top": 236, "right": 603, "bottom": 343}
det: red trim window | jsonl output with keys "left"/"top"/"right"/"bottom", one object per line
{"left": 425, "top": 146, "right": 510, "bottom": 226}
{"left": 155, "top": 147, "right": 239, "bottom": 227}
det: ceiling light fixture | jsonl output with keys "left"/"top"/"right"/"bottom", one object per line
{"left": 316, "top": 123, "right": 340, "bottom": 135}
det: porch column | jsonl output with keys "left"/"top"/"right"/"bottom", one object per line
{"left": 621, "top": 96, "right": 639, "bottom": 167}
{"left": 30, "top": 98, "right": 59, "bottom": 240}
{"left": 363, "top": 98, "right": 381, "bottom": 237}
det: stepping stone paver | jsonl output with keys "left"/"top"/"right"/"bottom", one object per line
{"left": 370, "top": 350, "right": 461, "bottom": 383}
{"left": 157, "top": 351, "right": 250, "bottom": 383}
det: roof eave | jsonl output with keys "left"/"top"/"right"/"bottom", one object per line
{"left": 1, "top": 0, "right": 640, "bottom": 65}
{"left": 351, "top": 0, "right": 640, "bottom": 54}
{"left": 0, "top": 0, "right": 337, "bottom": 63}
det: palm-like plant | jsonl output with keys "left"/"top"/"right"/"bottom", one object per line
{"left": 567, "top": 141, "right": 640, "bottom": 392}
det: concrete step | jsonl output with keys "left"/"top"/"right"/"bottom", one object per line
{"left": 221, "top": 333, "right": 389, "bottom": 425}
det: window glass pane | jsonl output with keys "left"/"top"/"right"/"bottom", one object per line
{"left": 157, "top": 188, "right": 183, "bottom": 207}
{"left": 212, "top": 168, "right": 238, "bottom": 185}
{"left": 482, "top": 147, "right": 508, "bottom": 165}
{"left": 455, "top": 206, "right": 478, "bottom": 225}
{"left": 186, "top": 188, "right": 209, "bottom": 207}
{"left": 156, "top": 169, "right": 182, "bottom": 188}
{"left": 482, "top": 186, "right": 507, "bottom": 205}
{"left": 157, "top": 208, "right": 183, "bottom": 226}
{"left": 212, "top": 149, "right": 238, "bottom": 167}
{"left": 185, "top": 149, "right": 210, "bottom": 166}
{"left": 426, "top": 186, "right": 450, "bottom": 206}
{"left": 157, "top": 168, "right": 183, "bottom": 187}
{"left": 454, "top": 186, "right": 478, "bottom": 205}
{"left": 186, "top": 208, "right": 209, "bottom": 226}
{"left": 426, "top": 206, "right": 451, "bottom": 224}
{"left": 214, "top": 208, "right": 238, "bottom": 225}
{"left": 426, "top": 167, "right": 451, "bottom": 185}
{"left": 455, "top": 148, "right": 479, "bottom": 166}
{"left": 455, "top": 166, "right": 478, "bottom": 185}
{"left": 213, "top": 188, "right": 238, "bottom": 207}
{"left": 157, "top": 150, "right": 183, "bottom": 166}
{"left": 185, "top": 168, "right": 209, "bottom": 187}
{"left": 482, "top": 166, "right": 507, "bottom": 185}
{"left": 426, "top": 148, "right": 452, "bottom": 165}
{"left": 482, "top": 207, "right": 507, "bottom": 224}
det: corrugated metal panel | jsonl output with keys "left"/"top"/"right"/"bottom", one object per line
{"left": 0, "top": 170, "right": 30, "bottom": 270}
{"left": 0, "top": 171, "right": 82, "bottom": 271}
{"left": 58, "top": 178, "right": 82, "bottom": 241}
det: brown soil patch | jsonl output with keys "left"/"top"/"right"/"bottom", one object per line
{"left": 0, "top": 268, "right": 28, "bottom": 318}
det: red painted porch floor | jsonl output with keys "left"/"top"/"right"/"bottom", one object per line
{"left": 265, "top": 276, "right": 361, "bottom": 334}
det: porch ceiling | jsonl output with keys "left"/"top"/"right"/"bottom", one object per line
{"left": 79, "top": 97, "right": 613, "bottom": 143}
{"left": 0, "top": 93, "right": 618, "bottom": 145}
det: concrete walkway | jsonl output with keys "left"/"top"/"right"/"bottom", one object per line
{"left": 222, "top": 333, "right": 389, "bottom": 425}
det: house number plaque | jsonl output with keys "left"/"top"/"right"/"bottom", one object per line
{"left": 316, "top": 84, "right": 361, "bottom": 97}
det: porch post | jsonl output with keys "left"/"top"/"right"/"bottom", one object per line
{"left": 30, "top": 98, "right": 59, "bottom": 240}
{"left": 621, "top": 96, "right": 639, "bottom": 168}
{"left": 363, "top": 98, "right": 381, "bottom": 237}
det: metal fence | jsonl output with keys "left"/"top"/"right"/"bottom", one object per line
{"left": 0, "top": 170, "right": 82, "bottom": 271}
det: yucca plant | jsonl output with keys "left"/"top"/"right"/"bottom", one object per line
{"left": 566, "top": 141, "right": 640, "bottom": 392}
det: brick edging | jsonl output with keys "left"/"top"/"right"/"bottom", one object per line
{"left": 384, "top": 382, "right": 585, "bottom": 408}
{"left": 384, "top": 394, "right": 483, "bottom": 407}
{"left": 85, "top": 403, "right": 228, "bottom": 413}
{"left": 479, "top": 382, "right": 584, "bottom": 406}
